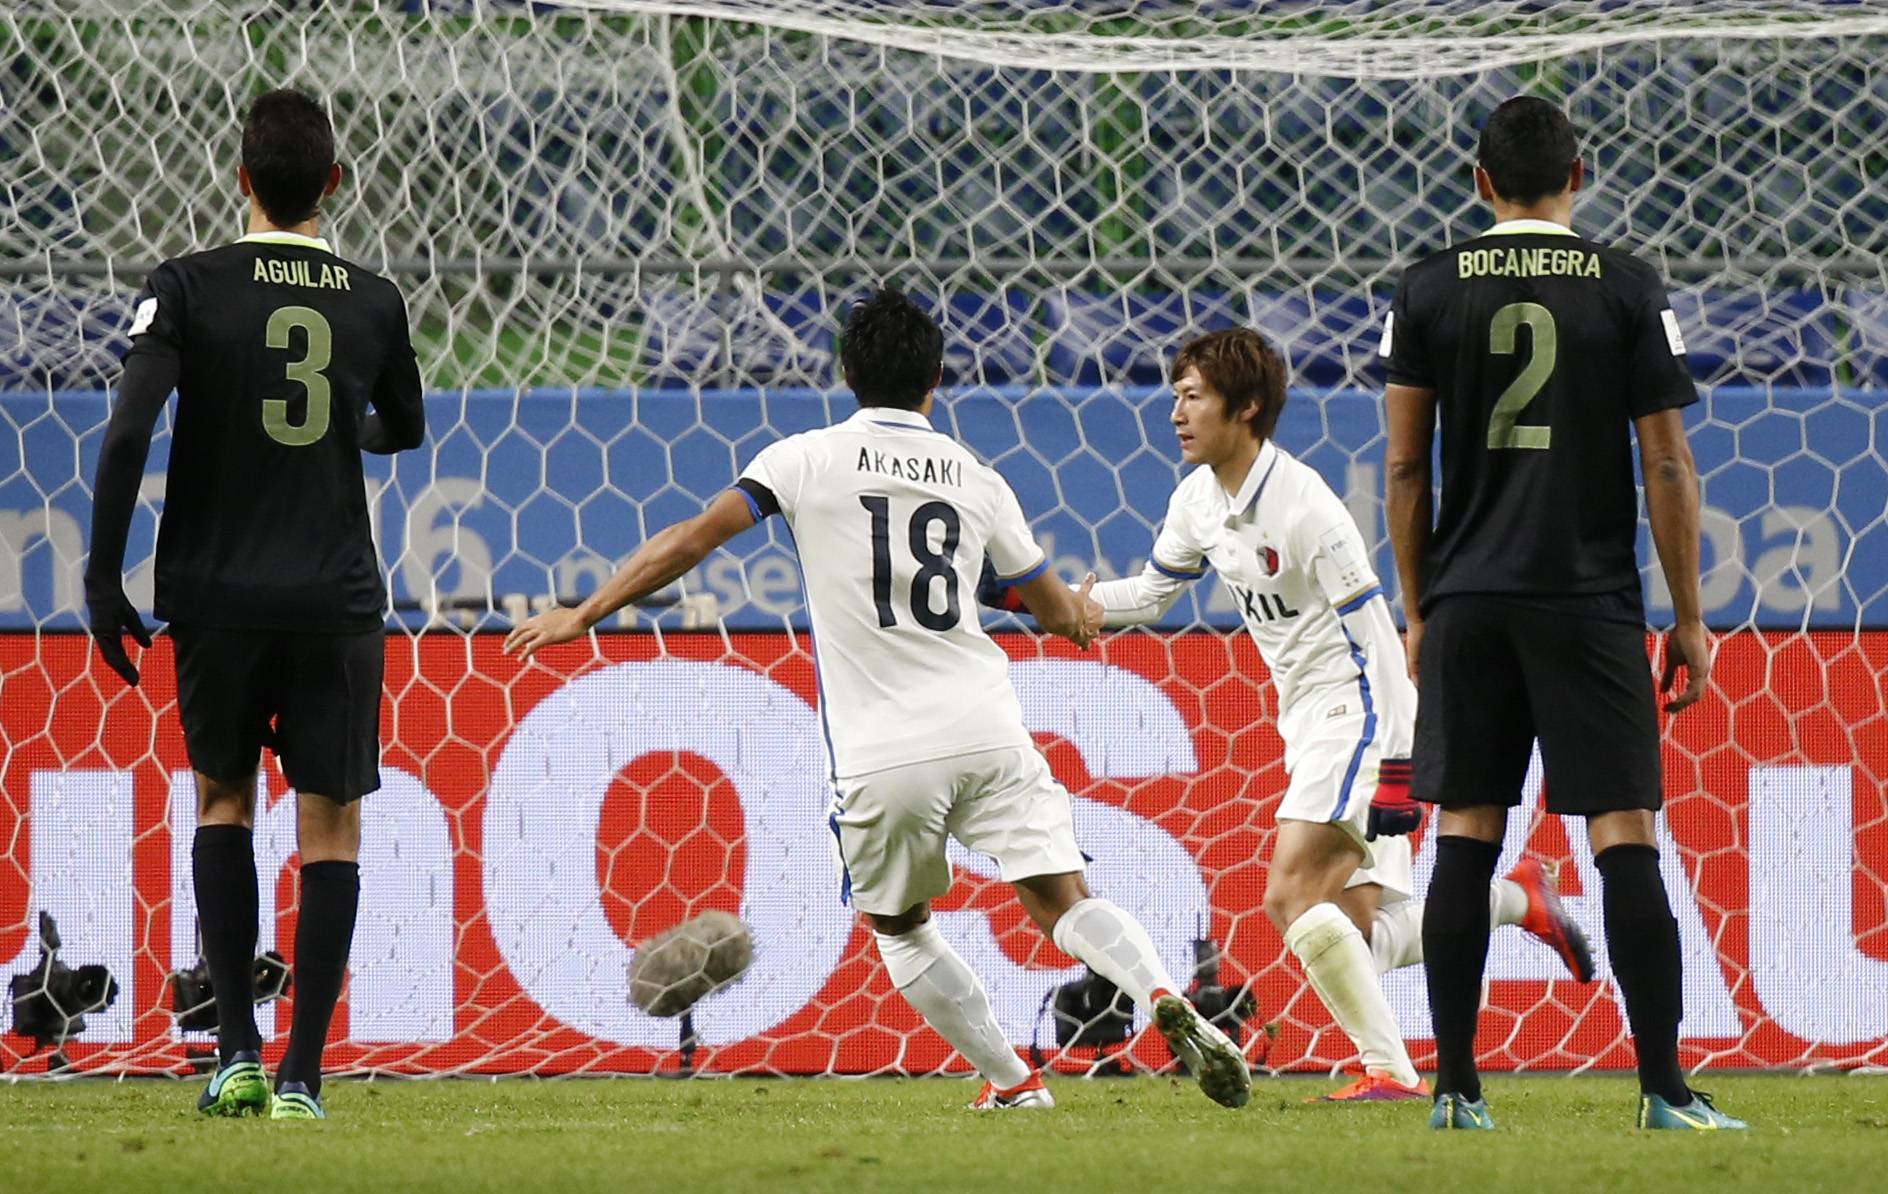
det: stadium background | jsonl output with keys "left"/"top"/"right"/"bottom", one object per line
{"left": 2, "top": 1, "right": 1885, "bottom": 1078}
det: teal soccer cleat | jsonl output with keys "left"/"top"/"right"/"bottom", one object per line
{"left": 1430, "top": 1092, "right": 1496, "bottom": 1130}
{"left": 196, "top": 1051, "right": 268, "bottom": 1117}
{"left": 1639, "top": 1091, "right": 1747, "bottom": 1131}
{"left": 270, "top": 1081, "right": 326, "bottom": 1120}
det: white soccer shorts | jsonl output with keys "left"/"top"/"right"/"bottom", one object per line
{"left": 1278, "top": 712, "right": 1414, "bottom": 903}
{"left": 828, "top": 745, "right": 1088, "bottom": 916}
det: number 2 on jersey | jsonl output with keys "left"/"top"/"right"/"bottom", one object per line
{"left": 861, "top": 495, "right": 962, "bottom": 631}
{"left": 1487, "top": 301, "right": 1556, "bottom": 450}
{"left": 262, "top": 305, "right": 333, "bottom": 446}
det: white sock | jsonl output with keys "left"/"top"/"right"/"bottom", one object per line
{"left": 1374, "top": 876, "right": 1533, "bottom": 982}
{"left": 876, "top": 922, "right": 1032, "bottom": 1089}
{"left": 1369, "top": 882, "right": 1525, "bottom": 978}
{"left": 1050, "top": 897, "right": 1180, "bottom": 1014}
{"left": 1284, "top": 903, "right": 1419, "bottom": 1087}
{"left": 1369, "top": 899, "right": 1424, "bottom": 975}
{"left": 1490, "top": 878, "right": 1528, "bottom": 927}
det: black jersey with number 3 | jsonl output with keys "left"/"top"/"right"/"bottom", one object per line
{"left": 122, "top": 233, "right": 423, "bottom": 631}
{"left": 1380, "top": 222, "right": 1697, "bottom": 618}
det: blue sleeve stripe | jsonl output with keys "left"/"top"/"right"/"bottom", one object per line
{"left": 735, "top": 486, "right": 764, "bottom": 524}
{"left": 827, "top": 811, "right": 853, "bottom": 907}
{"left": 1151, "top": 559, "right": 1206, "bottom": 580}
{"left": 1335, "top": 586, "right": 1384, "bottom": 617}
{"left": 995, "top": 556, "right": 1050, "bottom": 586}
{"left": 1329, "top": 628, "right": 1379, "bottom": 821}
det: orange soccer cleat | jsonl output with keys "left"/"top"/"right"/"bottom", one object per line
{"left": 1508, "top": 856, "right": 1597, "bottom": 982}
{"left": 968, "top": 1070, "right": 1055, "bottom": 1111}
{"left": 1310, "top": 1070, "right": 1432, "bottom": 1103}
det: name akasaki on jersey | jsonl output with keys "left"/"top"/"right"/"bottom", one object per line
{"left": 251, "top": 256, "right": 352, "bottom": 290}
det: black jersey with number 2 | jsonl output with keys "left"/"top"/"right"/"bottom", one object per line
{"left": 1379, "top": 223, "right": 1697, "bottom": 618}
{"left": 105, "top": 233, "right": 423, "bottom": 632}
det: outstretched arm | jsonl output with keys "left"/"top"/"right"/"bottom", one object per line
{"left": 1088, "top": 566, "right": 1192, "bottom": 627}
{"left": 1012, "top": 570, "right": 1102, "bottom": 648}
{"left": 504, "top": 488, "right": 756, "bottom": 658}
{"left": 1383, "top": 382, "right": 1436, "bottom": 682}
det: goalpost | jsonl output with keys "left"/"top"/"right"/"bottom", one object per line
{"left": 2, "top": 0, "right": 1884, "bottom": 1079}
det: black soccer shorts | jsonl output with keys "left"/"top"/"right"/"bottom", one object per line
{"left": 170, "top": 623, "right": 385, "bottom": 803}
{"left": 1411, "top": 594, "right": 1662, "bottom": 816}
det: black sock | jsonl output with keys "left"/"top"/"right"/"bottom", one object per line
{"left": 1595, "top": 843, "right": 1689, "bottom": 1104}
{"left": 192, "top": 825, "right": 261, "bottom": 1065}
{"left": 1423, "top": 835, "right": 1501, "bottom": 1103}
{"left": 277, "top": 860, "right": 360, "bottom": 1097}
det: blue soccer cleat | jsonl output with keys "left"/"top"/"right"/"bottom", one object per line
{"left": 197, "top": 1051, "right": 268, "bottom": 1117}
{"left": 1430, "top": 1092, "right": 1496, "bottom": 1130}
{"left": 269, "top": 1080, "right": 326, "bottom": 1120}
{"left": 1639, "top": 1091, "right": 1747, "bottom": 1131}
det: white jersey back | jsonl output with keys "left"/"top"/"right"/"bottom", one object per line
{"left": 737, "top": 406, "right": 1049, "bottom": 779}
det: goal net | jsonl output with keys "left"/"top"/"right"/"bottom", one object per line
{"left": 3, "top": 0, "right": 1885, "bottom": 1079}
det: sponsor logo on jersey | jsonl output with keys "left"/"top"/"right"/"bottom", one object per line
{"left": 1660, "top": 308, "right": 1687, "bottom": 356}
{"left": 128, "top": 297, "right": 157, "bottom": 337}
{"left": 1231, "top": 583, "right": 1299, "bottom": 624}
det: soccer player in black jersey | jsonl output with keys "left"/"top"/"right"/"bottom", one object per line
{"left": 1382, "top": 97, "right": 1744, "bottom": 1130}
{"left": 85, "top": 89, "right": 424, "bottom": 1120}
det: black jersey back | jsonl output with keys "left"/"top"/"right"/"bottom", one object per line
{"left": 1380, "top": 224, "right": 1697, "bottom": 617}
{"left": 129, "top": 234, "right": 422, "bottom": 632}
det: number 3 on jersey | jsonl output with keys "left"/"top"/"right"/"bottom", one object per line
{"left": 1487, "top": 301, "right": 1556, "bottom": 450}
{"left": 861, "top": 495, "right": 961, "bottom": 631}
{"left": 263, "top": 305, "right": 333, "bottom": 446}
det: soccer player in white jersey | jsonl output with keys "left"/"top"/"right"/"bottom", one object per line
{"left": 506, "top": 290, "right": 1251, "bottom": 1111}
{"left": 1081, "top": 329, "right": 1593, "bottom": 1101}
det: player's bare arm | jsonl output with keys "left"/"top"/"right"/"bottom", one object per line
{"left": 1013, "top": 569, "right": 1101, "bottom": 649}
{"left": 504, "top": 488, "right": 757, "bottom": 658}
{"left": 1636, "top": 406, "right": 1709, "bottom": 712}
{"left": 1383, "top": 382, "right": 1437, "bottom": 682}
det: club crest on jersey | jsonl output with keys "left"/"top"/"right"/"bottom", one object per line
{"left": 1258, "top": 545, "right": 1280, "bottom": 577}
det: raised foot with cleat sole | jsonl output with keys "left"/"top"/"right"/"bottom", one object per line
{"left": 1153, "top": 993, "right": 1251, "bottom": 1110}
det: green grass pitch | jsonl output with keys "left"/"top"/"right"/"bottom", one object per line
{"left": 3, "top": 1074, "right": 1885, "bottom": 1192}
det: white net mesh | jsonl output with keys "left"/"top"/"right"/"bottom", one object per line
{"left": 2, "top": 0, "right": 1885, "bottom": 1079}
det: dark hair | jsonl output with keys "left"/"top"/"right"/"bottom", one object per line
{"left": 1477, "top": 96, "right": 1579, "bottom": 205}
{"left": 1170, "top": 328, "right": 1288, "bottom": 442}
{"left": 241, "top": 88, "right": 335, "bottom": 228}
{"left": 841, "top": 288, "right": 944, "bottom": 410}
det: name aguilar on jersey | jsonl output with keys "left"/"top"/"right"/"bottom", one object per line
{"left": 856, "top": 447, "right": 963, "bottom": 488}
{"left": 252, "top": 255, "right": 352, "bottom": 290}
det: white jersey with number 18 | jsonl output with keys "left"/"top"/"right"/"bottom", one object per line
{"left": 736, "top": 405, "right": 1049, "bottom": 780}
